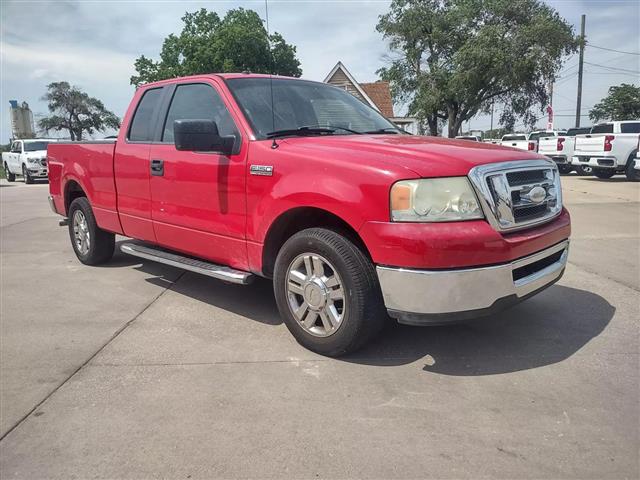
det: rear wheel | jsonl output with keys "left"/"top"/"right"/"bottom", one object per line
{"left": 625, "top": 152, "right": 639, "bottom": 182}
{"left": 68, "top": 197, "right": 115, "bottom": 265}
{"left": 4, "top": 163, "right": 15, "bottom": 182}
{"left": 22, "top": 165, "right": 33, "bottom": 184}
{"left": 557, "top": 164, "right": 572, "bottom": 175}
{"left": 575, "top": 165, "right": 592, "bottom": 176}
{"left": 273, "top": 228, "right": 386, "bottom": 357}
{"left": 593, "top": 168, "right": 615, "bottom": 179}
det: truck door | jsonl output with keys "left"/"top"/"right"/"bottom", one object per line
{"left": 148, "top": 80, "right": 248, "bottom": 270}
{"left": 114, "top": 86, "right": 165, "bottom": 243}
{"left": 8, "top": 141, "right": 22, "bottom": 173}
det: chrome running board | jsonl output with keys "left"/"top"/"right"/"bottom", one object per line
{"left": 120, "top": 243, "right": 253, "bottom": 285}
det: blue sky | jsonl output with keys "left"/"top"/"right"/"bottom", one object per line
{"left": 1, "top": 0, "right": 638, "bottom": 141}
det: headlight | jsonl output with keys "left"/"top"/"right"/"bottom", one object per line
{"left": 390, "top": 177, "right": 484, "bottom": 222}
{"left": 27, "top": 157, "right": 40, "bottom": 164}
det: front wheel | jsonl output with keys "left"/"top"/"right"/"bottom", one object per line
{"left": 273, "top": 228, "right": 386, "bottom": 357}
{"left": 593, "top": 168, "right": 615, "bottom": 179}
{"left": 68, "top": 197, "right": 115, "bottom": 265}
{"left": 22, "top": 165, "right": 33, "bottom": 184}
{"left": 4, "top": 163, "right": 15, "bottom": 182}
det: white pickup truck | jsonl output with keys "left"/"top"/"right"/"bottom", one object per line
{"left": 571, "top": 121, "right": 640, "bottom": 181}
{"left": 538, "top": 127, "right": 592, "bottom": 175}
{"left": 2, "top": 139, "right": 55, "bottom": 184}
{"left": 501, "top": 131, "right": 561, "bottom": 152}
{"left": 500, "top": 133, "right": 535, "bottom": 151}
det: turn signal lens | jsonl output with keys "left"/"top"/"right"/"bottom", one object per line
{"left": 390, "top": 183, "right": 412, "bottom": 211}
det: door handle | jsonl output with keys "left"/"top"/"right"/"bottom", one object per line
{"left": 150, "top": 159, "right": 164, "bottom": 176}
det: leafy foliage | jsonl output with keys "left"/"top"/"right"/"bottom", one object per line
{"left": 130, "top": 8, "right": 302, "bottom": 86}
{"left": 589, "top": 84, "right": 640, "bottom": 122}
{"left": 38, "top": 82, "right": 120, "bottom": 141}
{"left": 377, "top": 0, "right": 577, "bottom": 136}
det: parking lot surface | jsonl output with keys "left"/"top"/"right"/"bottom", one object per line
{"left": 1, "top": 176, "right": 638, "bottom": 479}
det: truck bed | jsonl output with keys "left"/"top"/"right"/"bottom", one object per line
{"left": 48, "top": 140, "right": 121, "bottom": 233}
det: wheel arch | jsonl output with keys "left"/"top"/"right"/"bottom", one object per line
{"left": 261, "top": 206, "right": 371, "bottom": 278}
{"left": 64, "top": 179, "right": 88, "bottom": 215}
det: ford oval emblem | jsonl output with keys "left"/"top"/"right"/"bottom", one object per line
{"left": 528, "top": 186, "right": 547, "bottom": 204}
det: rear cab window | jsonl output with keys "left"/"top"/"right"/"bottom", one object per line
{"left": 621, "top": 123, "right": 640, "bottom": 134}
{"left": 502, "top": 135, "right": 526, "bottom": 141}
{"left": 591, "top": 124, "right": 614, "bottom": 134}
{"left": 128, "top": 87, "right": 163, "bottom": 142}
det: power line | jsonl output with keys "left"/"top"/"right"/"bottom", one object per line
{"left": 584, "top": 61, "right": 640, "bottom": 74}
{"left": 588, "top": 44, "right": 640, "bottom": 56}
{"left": 584, "top": 70, "right": 640, "bottom": 78}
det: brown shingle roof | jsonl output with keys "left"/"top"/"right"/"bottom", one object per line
{"left": 360, "top": 81, "right": 394, "bottom": 117}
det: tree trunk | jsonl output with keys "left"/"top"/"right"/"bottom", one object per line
{"left": 427, "top": 115, "right": 439, "bottom": 136}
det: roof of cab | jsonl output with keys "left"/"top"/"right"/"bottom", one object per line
{"left": 139, "top": 73, "right": 306, "bottom": 89}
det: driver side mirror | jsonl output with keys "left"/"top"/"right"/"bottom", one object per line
{"left": 173, "top": 119, "right": 234, "bottom": 155}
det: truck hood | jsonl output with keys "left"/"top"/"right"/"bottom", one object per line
{"left": 24, "top": 151, "right": 47, "bottom": 158}
{"left": 279, "top": 134, "right": 544, "bottom": 177}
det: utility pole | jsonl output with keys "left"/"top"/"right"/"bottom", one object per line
{"left": 575, "top": 14, "right": 586, "bottom": 128}
{"left": 490, "top": 102, "right": 494, "bottom": 135}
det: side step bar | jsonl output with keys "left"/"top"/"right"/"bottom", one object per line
{"left": 120, "top": 243, "right": 254, "bottom": 285}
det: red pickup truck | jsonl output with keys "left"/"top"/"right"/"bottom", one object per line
{"left": 47, "top": 74, "right": 571, "bottom": 356}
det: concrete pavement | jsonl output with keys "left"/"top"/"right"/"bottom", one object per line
{"left": 0, "top": 175, "right": 638, "bottom": 478}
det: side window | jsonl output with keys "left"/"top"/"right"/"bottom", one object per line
{"left": 14, "top": 142, "right": 22, "bottom": 153}
{"left": 162, "top": 83, "right": 239, "bottom": 144}
{"left": 128, "top": 87, "right": 163, "bottom": 142}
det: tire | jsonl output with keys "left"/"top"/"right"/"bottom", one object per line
{"left": 22, "top": 164, "right": 33, "bottom": 184}
{"left": 67, "top": 197, "right": 115, "bottom": 265}
{"left": 575, "top": 165, "right": 592, "bottom": 176}
{"left": 557, "top": 164, "right": 572, "bottom": 175}
{"left": 593, "top": 168, "right": 615, "bottom": 179}
{"left": 273, "top": 228, "right": 386, "bottom": 357}
{"left": 625, "top": 152, "right": 639, "bottom": 182}
{"left": 4, "top": 163, "right": 15, "bottom": 182}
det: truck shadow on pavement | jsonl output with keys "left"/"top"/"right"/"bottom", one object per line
{"left": 109, "top": 245, "right": 615, "bottom": 375}
{"left": 348, "top": 284, "right": 615, "bottom": 375}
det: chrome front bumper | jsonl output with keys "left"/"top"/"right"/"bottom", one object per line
{"left": 377, "top": 240, "right": 569, "bottom": 325}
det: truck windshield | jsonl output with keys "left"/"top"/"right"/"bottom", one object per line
{"left": 23, "top": 141, "right": 50, "bottom": 152}
{"left": 566, "top": 128, "right": 590, "bottom": 136}
{"left": 226, "top": 77, "right": 399, "bottom": 139}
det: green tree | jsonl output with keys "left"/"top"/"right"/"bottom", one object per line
{"left": 377, "top": 0, "right": 577, "bottom": 137}
{"left": 38, "top": 82, "right": 120, "bottom": 141}
{"left": 589, "top": 84, "right": 640, "bottom": 122}
{"left": 130, "top": 8, "right": 302, "bottom": 86}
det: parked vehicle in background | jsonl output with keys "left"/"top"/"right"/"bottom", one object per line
{"left": 47, "top": 73, "right": 571, "bottom": 356}
{"left": 500, "top": 134, "right": 535, "bottom": 151}
{"left": 2, "top": 139, "right": 55, "bottom": 183}
{"left": 572, "top": 121, "right": 640, "bottom": 181}
{"left": 538, "top": 127, "right": 592, "bottom": 175}
{"left": 483, "top": 138, "right": 500, "bottom": 144}
{"left": 455, "top": 135, "right": 481, "bottom": 141}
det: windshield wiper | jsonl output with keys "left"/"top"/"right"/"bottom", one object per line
{"left": 266, "top": 126, "right": 336, "bottom": 138}
{"left": 362, "top": 128, "right": 401, "bottom": 134}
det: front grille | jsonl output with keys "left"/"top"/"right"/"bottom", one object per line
{"left": 506, "top": 169, "right": 547, "bottom": 186}
{"left": 468, "top": 160, "right": 563, "bottom": 232}
{"left": 512, "top": 250, "right": 564, "bottom": 281}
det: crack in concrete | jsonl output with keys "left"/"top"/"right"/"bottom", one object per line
{"left": 0, "top": 271, "right": 185, "bottom": 442}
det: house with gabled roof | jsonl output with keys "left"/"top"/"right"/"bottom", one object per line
{"left": 323, "top": 61, "right": 418, "bottom": 134}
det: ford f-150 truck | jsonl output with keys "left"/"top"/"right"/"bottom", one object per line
{"left": 3, "top": 139, "right": 55, "bottom": 183}
{"left": 47, "top": 74, "right": 571, "bottom": 356}
{"left": 538, "top": 127, "right": 592, "bottom": 175}
{"left": 571, "top": 121, "right": 640, "bottom": 181}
